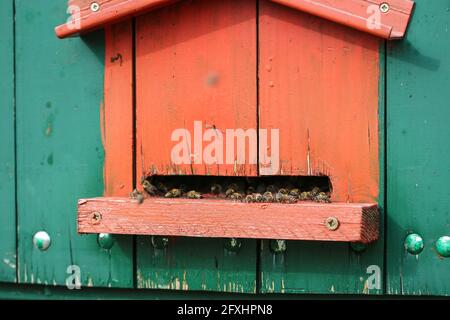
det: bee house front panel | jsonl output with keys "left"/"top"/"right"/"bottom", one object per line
{"left": 55, "top": 0, "right": 415, "bottom": 243}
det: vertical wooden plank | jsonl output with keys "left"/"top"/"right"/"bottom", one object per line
{"left": 103, "top": 22, "right": 134, "bottom": 197}
{"left": 258, "top": 0, "right": 380, "bottom": 203}
{"left": 136, "top": 0, "right": 258, "bottom": 178}
{"left": 258, "top": 0, "right": 384, "bottom": 294}
{"left": 15, "top": 0, "right": 133, "bottom": 288}
{"left": 135, "top": 0, "right": 257, "bottom": 293}
{"left": 0, "top": 0, "right": 17, "bottom": 283}
{"left": 387, "top": 0, "right": 450, "bottom": 296}
{"left": 137, "top": 237, "right": 256, "bottom": 293}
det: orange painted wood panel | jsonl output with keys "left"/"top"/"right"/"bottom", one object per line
{"left": 102, "top": 22, "right": 134, "bottom": 196}
{"left": 135, "top": 0, "right": 258, "bottom": 181}
{"left": 258, "top": 0, "right": 380, "bottom": 203}
{"left": 78, "top": 197, "right": 379, "bottom": 243}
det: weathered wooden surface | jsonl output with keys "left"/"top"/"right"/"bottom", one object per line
{"left": 15, "top": 0, "right": 132, "bottom": 288}
{"left": 135, "top": 0, "right": 258, "bottom": 177}
{"left": 56, "top": 0, "right": 414, "bottom": 40}
{"left": 259, "top": 0, "right": 380, "bottom": 203}
{"left": 136, "top": 237, "right": 257, "bottom": 292}
{"left": 78, "top": 197, "right": 379, "bottom": 243}
{"left": 386, "top": 0, "right": 450, "bottom": 296}
{"left": 0, "top": 0, "right": 16, "bottom": 283}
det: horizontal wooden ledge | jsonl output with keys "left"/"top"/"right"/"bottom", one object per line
{"left": 78, "top": 197, "right": 379, "bottom": 243}
{"left": 56, "top": 0, "right": 414, "bottom": 40}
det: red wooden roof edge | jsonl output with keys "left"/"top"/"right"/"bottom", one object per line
{"left": 56, "top": 0, "right": 414, "bottom": 40}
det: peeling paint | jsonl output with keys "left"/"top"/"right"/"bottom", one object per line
{"left": 3, "top": 258, "right": 16, "bottom": 269}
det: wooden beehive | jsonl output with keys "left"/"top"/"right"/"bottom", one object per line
{"left": 56, "top": 0, "right": 415, "bottom": 243}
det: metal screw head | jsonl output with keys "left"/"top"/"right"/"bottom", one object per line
{"left": 270, "top": 239, "right": 287, "bottom": 254}
{"left": 98, "top": 233, "right": 114, "bottom": 250}
{"left": 91, "top": 211, "right": 102, "bottom": 225}
{"left": 325, "top": 217, "right": 340, "bottom": 231}
{"left": 405, "top": 233, "right": 424, "bottom": 255}
{"left": 90, "top": 2, "right": 100, "bottom": 12}
{"left": 151, "top": 236, "right": 169, "bottom": 250}
{"left": 224, "top": 238, "right": 242, "bottom": 253}
{"left": 435, "top": 236, "right": 450, "bottom": 258}
{"left": 379, "top": 2, "right": 390, "bottom": 13}
{"left": 33, "top": 231, "right": 51, "bottom": 251}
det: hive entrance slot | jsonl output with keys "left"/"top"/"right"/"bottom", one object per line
{"left": 142, "top": 175, "right": 332, "bottom": 204}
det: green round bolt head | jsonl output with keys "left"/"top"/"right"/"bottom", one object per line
{"left": 435, "top": 236, "right": 450, "bottom": 258}
{"left": 151, "top": 236, "right": 169, "bottom": 250}
{"left": 33, "top": 231, "right": 51, "bottom": 251}
{"left": 97, "top": 233, "right": 114, "bottom": 250}
{"left": 270, "top": 239, "right": 287, "bottom": 254}
{"left": 224, "top": 238, "right": 242, "bottom": 253}
{"left": 405, "top": 233, "right": 424, "bottom": 255}
{"left": 350, "top": 242, "right": 367, "bottom": 253}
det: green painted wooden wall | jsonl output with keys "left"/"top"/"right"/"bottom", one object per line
{"left": 14, "top": 0, "right": 133, "bottom": 288}
{"left": 386, "top": 0, "right": 450, "bottom": 296}
{"left": 0, "top": 0, "right": 448, "bottom": 297}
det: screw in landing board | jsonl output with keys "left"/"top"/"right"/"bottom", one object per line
{"left": 325, "top": 217, "right": 340, "bottom": 231}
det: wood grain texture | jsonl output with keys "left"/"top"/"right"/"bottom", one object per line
{"left": 56, "top": 0, "right": 414, "bottom": 39}
{"left": 259, "top": 0, "right": 381, "bottom": 203}
{"left": 0, "top": 0, "right": 17, "bottom": 283}
{"left": 103, "top": 22, "right": 134, "bottom": 197}
{"left": 136, "top": 0, "right": 258, "bottom": 178}
{"left": 78, "top": 197, "right": 379, "bottom": 243}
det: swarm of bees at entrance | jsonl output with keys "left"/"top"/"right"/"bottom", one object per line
{"left": 139, "top": 179, "right": 331, "bottom": 204}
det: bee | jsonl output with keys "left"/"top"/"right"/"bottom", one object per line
{"left": 266, "top": 185, "right": 278, "bottom": 194}
{"left": 230, "top": 192, "right": 244, "bottom": 201}
{"left": 263, "top": 191, "right": 274, "bottom": 203}
{"left": 289, "top": 188, "right": 301, "bottom": 199}
{"left": 210, "top": 184, "right": 222, "bottom": 195}
{"left": 299, "top": 191, "right": 311, "bottom": 201}
{"left": 275, "top": 192, "right": 289, "bottom": 203}
{"left": 310, "top": 187, "right": 321, "bottom": 198}
{"left": 287, "top": 195, "right": 298, "bottom": 204}
{"left": 186, "top": 190, "right": 202, "bottom": 199}
{"left": 142, "top": 180, "right": 158, "bottom": 196}
{"left": 225, "top": 187, "right": 236, "bottom": 198}
{"left": 278, "top": 188, "right": 289, "bottom": 195}
{"left": 244, "top": 194, "right": 256, "bottom": 203}
{"left": 313, "top": 192, "right": 331, "bottom": 203}
{"left": 254, "top": 193, "right": 264, "bottom": 202}
{"left": 130, "top": 189, "right": 144, "bottom": 204}
{"left": 164, "top": 188, "right": 182, "bottom": 198}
